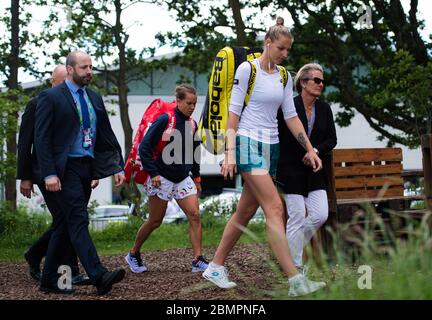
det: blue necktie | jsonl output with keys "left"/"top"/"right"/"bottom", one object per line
{"left": 77, "top": 88, "right": 90, "bottom": 129}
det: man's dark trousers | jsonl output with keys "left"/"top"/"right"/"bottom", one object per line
{"left": 26, "top": 184, "right": 79, "bottom": 276}
{"left": 40, "top": 157, "right": 107, "bottom": 287}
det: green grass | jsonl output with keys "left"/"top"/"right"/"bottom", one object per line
{"left": 0, "top": 209, "right": 266, "bottom": 262}
{"left": 266, "top": 209, "right": 432, "bottom": 300}
{"left": 2, "top": 203, "right": 432, "bottom": 299}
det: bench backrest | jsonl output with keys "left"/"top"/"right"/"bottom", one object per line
{"left": 328, "top": 148, "right": 404, "bottom": 200}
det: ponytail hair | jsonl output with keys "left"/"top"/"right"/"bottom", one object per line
{"left": 265, "top": 16, "right": 294, "bottom": 42}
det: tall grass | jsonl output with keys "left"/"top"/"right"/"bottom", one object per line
{"left": 269, "top": 205, "right": 432, "bottom": 299}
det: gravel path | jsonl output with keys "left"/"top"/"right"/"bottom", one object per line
{"left": 0, "top": 244, "right": 282, "bottom": 300}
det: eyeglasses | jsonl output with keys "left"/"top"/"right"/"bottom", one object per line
{"left": 303, "top": 77, "right": 325, "bottom": 85}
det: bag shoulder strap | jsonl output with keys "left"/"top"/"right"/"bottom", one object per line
{"left": 244, "top": 60, "right": 257, "bottom": 108}
{"left": 276, "top": 65, "right": 288, "bottom": 88}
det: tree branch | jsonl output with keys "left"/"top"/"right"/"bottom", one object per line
{"left": 123, "top": 0, "right": 156, "bottom": 11}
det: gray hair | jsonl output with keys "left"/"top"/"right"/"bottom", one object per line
{"left": 294, "top": 63, "right": 324, "bottom": 93}
{"left": 175, "top": 83, "right": 196, "bottom": 100}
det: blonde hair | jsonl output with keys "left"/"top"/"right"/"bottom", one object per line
{"left": 265, "top": 16, "right": 294, "bottom": 42}
{"left": 294, "top": 63, "right": 324, "bottom": 93}
{"left": 175, "top": 83, "right": 196, "bottom": 100}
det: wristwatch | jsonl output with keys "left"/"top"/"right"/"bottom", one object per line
{"left": 313, "top": 147, "right": 319, "bottom": 154}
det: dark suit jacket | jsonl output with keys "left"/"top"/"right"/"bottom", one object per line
{"left": 34, "top": 81, "right": 124, "bottom": 181}
{"left": 276, "top": 95, "right": 337, "bottom": 196}
{"left": 17, "top": 97, "right": 40, "bottom": 182}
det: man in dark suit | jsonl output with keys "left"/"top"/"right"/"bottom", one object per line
{"left": 35, "top": 51, "right": 126, "bottom": 295}
{"left": 17, "top": 64, "right": 92, "bottom": 286}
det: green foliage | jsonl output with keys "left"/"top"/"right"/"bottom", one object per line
{"left": 0, "top": 202, "right": 51, "bottom": 248}
{"left": 366, "top": 50, "right": 432, "bottom": 146}
{"left": 269, "top": 0, "right": 431, "bottom": 147}
{"left": 87, "top": 199, "right": 100, "bottom": 217}
{"left": 160, "top": 0, "right": 431, "bottom": 147}
{"left": 0, "top": 0, "right": 41, "bottom": 83}
{"left": 0, "top": 90, "right": 29, "bottom": 184}
{"left": 157, "top": 0, "right": 263, "bottom": 77}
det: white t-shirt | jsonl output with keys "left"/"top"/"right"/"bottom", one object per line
{"left": 229, "top": 59, "right": 297, "bottom": 144}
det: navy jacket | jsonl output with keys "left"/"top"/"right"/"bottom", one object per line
{"left": 17, "top": 97, "right": 40, "bottom": 181}
{"left": 34, "top": 81, "right": 124, "bottom": 181}
{"left": 277, "top": 95, "right": 337, "bottom": 196}
{"left": 139, "top": 107, "right": 200, "bottom": 183}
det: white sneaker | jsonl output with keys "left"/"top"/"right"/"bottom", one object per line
{"left": 203, "top": 264, "right": 237, "bottom": 289}
{"left": 125, "top": 252, "right": 148, "bottom": 273}
{"left": 288, "top": 274, "right": 326, "bottom": 297}
{"left": 298, "top": 264, "right": 309, "bottom": 276}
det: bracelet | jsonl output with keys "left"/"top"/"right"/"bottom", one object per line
{"left": 225, "top": 147, "right": 235, "bottom": 151}
{"left": 193, "top": 176, "right": 201, "bottom": 183}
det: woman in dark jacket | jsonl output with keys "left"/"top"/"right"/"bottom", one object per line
{"left": 276, "top": 63, "right": 337, "bottom": 269}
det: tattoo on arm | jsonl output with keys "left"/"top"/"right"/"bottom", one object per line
{"left": 297, "top": 132, "right": 307, "bottom": 150}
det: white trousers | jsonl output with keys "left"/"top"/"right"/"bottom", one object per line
{"left": 284, "top": 190, "right": 328, "bottom": 267}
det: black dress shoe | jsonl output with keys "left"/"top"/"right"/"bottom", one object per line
{"left": 96, "top": 268, "right": 125, "bottom": 295}
{"left": 72, "top": 273, "right": 92, "bottom": 286}
{"left": 24, "top": 251, "right": 41, "bottom": 281}
{"left": 39, "top": 285, "right": 76, "bottom": 294}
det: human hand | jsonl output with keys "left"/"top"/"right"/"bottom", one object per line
{"left": 195, "top": 182, "right": 202, "bottom": 195}
{"left": 304, "top": 150, "right": 322, "bottom": 172}
{"left": 114, "top": 173, "right": 126, "bottom": 187}
{"left": 45, "top": 176, "right": 61, "bottom": 192}
{"left": 20, "top": 180, "right": 34, "bottom": 198}
{"left": 91, "top": 179, "right": 99, "bottom": 189}
{"left": 152, "top": 175, "right": 161, "bottom": 188}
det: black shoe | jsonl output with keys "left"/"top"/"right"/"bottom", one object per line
{"left": 24, "top": 250, "right": 41, "bottom": 281}
{"left": 39, "top": 284, "right": 76, "bottom": 294}
{"left": 72, "top": 273, "right": 92, "bottom": 286}
{"left": 95, "top": 268, "right": 126, "bottom": 295}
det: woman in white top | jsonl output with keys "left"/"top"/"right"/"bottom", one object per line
{"left": 203, "top": 18, "right": 327, "bottom": 297}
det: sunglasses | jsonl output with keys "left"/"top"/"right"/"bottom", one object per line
{"left": 303, "top": 77, "right": 325, "bottom": 85}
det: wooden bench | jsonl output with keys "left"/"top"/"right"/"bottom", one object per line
{"left": 316, "top": 148, "right": 427, "bottom": 253}
{"left": 326, "top": 147, "right": 424, "bottom": 214}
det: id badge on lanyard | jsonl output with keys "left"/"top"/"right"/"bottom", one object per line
{"left": 82, "top": 128, "right": 93, "bottom": 149}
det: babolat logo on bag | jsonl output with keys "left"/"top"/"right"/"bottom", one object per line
{"left": 198, "top": 46, "right": 262, "bottom": 155}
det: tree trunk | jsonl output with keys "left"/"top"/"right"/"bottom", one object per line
{"left": 6, "top": 0, "right": 20, "bottom": 210}
{"left": 114, "top": 0, "right": 140, "bottom": 211}
{"left": 229, "top": 0, "right": 248, "bottom": 46}
{"left": 114, "top": 0, "right": 133, "bottom": 159}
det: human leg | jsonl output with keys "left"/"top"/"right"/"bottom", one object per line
{"left": 176, "top": 194, "right": 202, "bottom": 258}
{"left": 125, "top": 195, "right": 168, "bottom": 273}
{"left": 303, "top": 190, "right": 328, "bottom": 245}
{"left": 202, "top": 182, "right": 259, "bottom": 287}
{"left": 131, "top": 195, "right": 168, "bottom": 254}
{"left": 61, "top": 159, "right": 124, "bottom": 294}
{"left": 58, "top": 160, "right": 108, "bottom": 283}
{"left": 211, "top": 182, "right": 259, "bottom": 265}
{"left": 242, "top": 172, "right": 299, "bottom": 278}
{"left": 39, "top": 184, "right": 80, "bottom": 276}
{"left": 284, "top": 194, "right": 307, "bottom": 267}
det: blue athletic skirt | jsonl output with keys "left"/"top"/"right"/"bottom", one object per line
{"left": 235, "top": 135, "right": 280, "bottom": 177}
